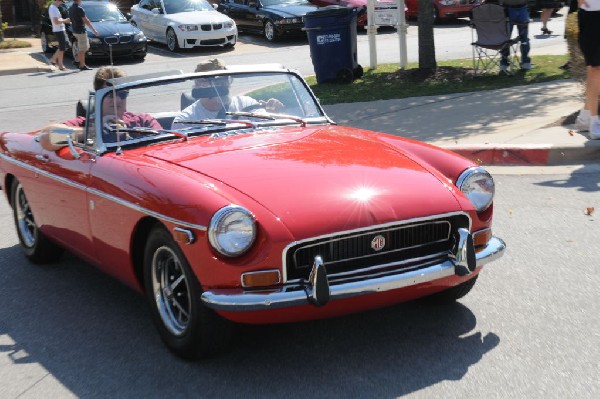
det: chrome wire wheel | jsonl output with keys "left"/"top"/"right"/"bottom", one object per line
{"left": 151, "top": 245, "right": 191, "bottom": 336}
{"left": 41, "top": 32, "right": 50, "bottom": 53}
{"left": 14, "top": 183, "right": 37, "bottom": 248}
{"left": 264, "top": 21, "right": 275, "bottom": 42}
{"left": 166, "top": 28, "right": 178, "bottom": 52}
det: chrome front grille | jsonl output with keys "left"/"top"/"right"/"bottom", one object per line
{"left": 284, "top": 214, "right": 470, "bottom": 284}
{"left": 103, "top": 35, "right": 133, "bottom": 45}
{"left": 200, "top": 24, "right": 224, "bottom": 31}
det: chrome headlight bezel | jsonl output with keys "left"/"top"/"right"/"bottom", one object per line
{"left": 208, "top": 205, "right": 257, "bottom": 257}
{"left": 456, "top": 167, "right": 495, "bottom": 212}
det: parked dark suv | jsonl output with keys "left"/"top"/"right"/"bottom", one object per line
{"left": 40, "top": 0, "right": 147, "bottom": 60}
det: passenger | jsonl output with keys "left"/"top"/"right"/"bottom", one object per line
{"left": 172, "top": 58, "right": 283, "bottom": 129}
{"left": 40, "top": 67, "right": 161, "bottom": 150}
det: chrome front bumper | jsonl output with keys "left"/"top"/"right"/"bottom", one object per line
{"left": 201, "top": 235, "right": 506, "bottom": 312}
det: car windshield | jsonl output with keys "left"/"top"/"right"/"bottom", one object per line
{"left": 163, "top": 0, "right": 214, "bottom": 14}
{"left": 85, "top": 4, "right": 127, "bottom": 22}
{"left": 85, "top": 70, "right": 328, "bottom": 151}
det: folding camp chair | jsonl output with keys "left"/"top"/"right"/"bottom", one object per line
{"left": 470, "top": 3, "right": 520, "bottom": 76}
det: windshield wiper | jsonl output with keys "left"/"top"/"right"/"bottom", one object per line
{"left": 225, "top": 111, "right": 307, "bottom": 127}
{"left": 104, "top": 126, "right": 189, "bottom": 140}
{"left": 174, "top": 119, "right": 257, "bottom": 128}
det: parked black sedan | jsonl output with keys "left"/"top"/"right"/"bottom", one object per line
{"left": 40, "top": 0, "right": 147, "bottom": 60}
{"left": 218, "top": 0, "right": 318, "bottom": 42}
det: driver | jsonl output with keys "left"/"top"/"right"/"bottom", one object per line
{"left": 39, "top": 67, "right": 162, "bottom": 151}
{"left": 171, "top": 58, "right": 283, "bottom": 129}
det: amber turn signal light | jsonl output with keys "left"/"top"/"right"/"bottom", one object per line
{"left": 473, "top": 228, "right": 492, "bottom": 250}
{"left": 242, "top": 270, "right": 281, "bottom": 288}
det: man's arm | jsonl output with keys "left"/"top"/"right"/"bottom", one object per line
{"left": 82, "top": 15, "right": 99, "bottom": 36}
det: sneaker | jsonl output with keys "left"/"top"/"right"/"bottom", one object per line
{"left": 576, "top": 109, "right": 590, "bottom": 131}
{"left": 589, "top": 116, "right": 600, "bottom": 140}
{"left": 520, "top": 63, "right": 533, "bottom": 70}
{"left": 79, "top": 65, "right": 93, "bottom": 71}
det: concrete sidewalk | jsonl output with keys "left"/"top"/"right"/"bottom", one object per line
{"left": 1, "top": 35, "right": 598, "bottom": 166}
{"left": 323, "top": 79, "right": 599, "bottom": 166}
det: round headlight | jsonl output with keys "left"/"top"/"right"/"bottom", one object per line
{"left": 456, "top": 167, "right": 495, "bottom": 212}
{"left": 208, "top": 205, "right": 256, "bottom": 257}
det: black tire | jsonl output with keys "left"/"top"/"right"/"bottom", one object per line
{"left": 263, "top": 20, "right": 278, "bottom": 42}
{"left": 11, "top": 179, "right": 63, "bottom": 264}
{"left": 353, "top": 65, "right": 364, "bottom": 79}
{"left": 336, "top": 68, "right": 354, "bottom": 83}
{"left": 71, "top": 37, "right": 79, "bottom": 60}
{"left": 41, "top": 32, "right": 52, "bottom": 53}
{"left": 143, "top": 225, "right": 232, "bottom": 359}
{"left": 166, "top": 28, "right": 180, "bottom": 52}
{"left": 428, "top": 275, "right": 479, "bottom": 303}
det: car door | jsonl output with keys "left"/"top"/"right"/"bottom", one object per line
{"left": 132, "top": 0, "right": 151, "bottom": 39}
{"left": 148, "top": 0, "right": 168, "bottom": 43}
{"left": 28, "top": 128, "right": 97, "bottom": 265}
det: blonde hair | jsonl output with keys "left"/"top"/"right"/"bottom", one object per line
{"left": 94, "top": 66, "right": 127, "bottom": 90}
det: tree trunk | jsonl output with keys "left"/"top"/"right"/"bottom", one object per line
{"left": 417, "top": 0, "right": 436, "bottom": 69}
{"left": 0, "top": 0, "right": 4, "bottom": 42}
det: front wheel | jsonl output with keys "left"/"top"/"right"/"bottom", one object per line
{"left": 166, "top": 28, "right": 180, "bottom": 52}
{"left": 143, "top": 225, "right": 231, "bottom": 359}
{"left": 263, "top": 20, "right": 278, "bottom": 42}
{"left": 11, "top": 179, "right": 63, "bottom": 264}
{"left": 428, "top": 276, "right": 479, "bottom": 303}
{"left": 41, "top": 32, "right": 52, "bottom": 53}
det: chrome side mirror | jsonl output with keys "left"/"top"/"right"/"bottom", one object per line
{"left": 48, "top": 128, "right": 81, "bottom": 159}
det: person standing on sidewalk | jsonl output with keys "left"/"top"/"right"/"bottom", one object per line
{"left": 575, "top": 0, "right": 600, "bottom": 138}
{"left": 48, "top": 0, "right": 70, "bottom": 71}
{"left": 499, "top": 0, "right": 532, "bottom": 73}
{"left": 69, "top": 0, "right": 99, "bottom": 71}
{"left": 540, "top": 3, "right": 557, "bottom": 35}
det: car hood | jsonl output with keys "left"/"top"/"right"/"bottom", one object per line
{"left": 163, "top": 10, "right": 232, "bottom": 24}
{"left": 91, "top": 21, "right": 142, "bottom": 36}
{"left": 144, "top": 126, "right": 464, "bottom": 237}
{"left": 263, "top": 2, "right": 319, "bottom": 17}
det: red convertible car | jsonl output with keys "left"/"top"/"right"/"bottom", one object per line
{"left": 0, "top": 65, "right": 505, "bottom": 359}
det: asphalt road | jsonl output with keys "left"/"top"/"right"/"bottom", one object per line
{"left": 1, "top": 166, "right": 599, "bottom": 398}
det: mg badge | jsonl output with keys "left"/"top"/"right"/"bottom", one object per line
{"left": 371, "top": 235, "right": 386, "bottom": 251}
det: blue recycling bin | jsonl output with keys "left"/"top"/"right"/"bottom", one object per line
{"left": 304, "top": 6, "right": 363, "bottom": 84}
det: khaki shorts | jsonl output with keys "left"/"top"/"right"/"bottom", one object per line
{"left": 73, "top": 32, "right": 90, "bottom": 52}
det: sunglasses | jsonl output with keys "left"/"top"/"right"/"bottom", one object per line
{"left": 105, "top": 90, "right": 129, "bottom": 100}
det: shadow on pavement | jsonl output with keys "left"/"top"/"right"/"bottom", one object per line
{"left": 0, "top": 241, "right": 500, "bottom": 397}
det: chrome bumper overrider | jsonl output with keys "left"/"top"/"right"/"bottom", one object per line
{"left": 201, "top": 235, "right": 506, "bottom": 312}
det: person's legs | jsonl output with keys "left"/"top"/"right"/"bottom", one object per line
{"left": 500, "top": 23, "right": 514, "bottom": 69}
{"left": 541, "top": 8, "right": 553, "bottom": 34}
{"left": 50, "top": 31, "right": 67, "bottom": 69}
{"left": 517, "top": 23, "right": 531, "bottom": 66}
{"left": 586, "top": 66, "right": 600, "bottom": 138}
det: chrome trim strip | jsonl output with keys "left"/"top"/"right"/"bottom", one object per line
{"left": 328, "top": 251, "right": 448, "bottom": 279}
{"left": 201, "top": 236, "right": 505, "bottom": 312}
{"left": 281, "top": 211, "right": 472, "bottom": 282}
{"left": 0, "top": 154, "right": 207, "bottom": 231}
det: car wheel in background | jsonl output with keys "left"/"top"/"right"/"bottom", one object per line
{"left": 41, "top": 32, "right": 52, "bottom": 53}
{"left": 71, "top": 38, "right": 80, "bottom": 59}
{"left": 336, "top": 68, "right": 354, "bottom": 83}
{"left": 166, "top": 28, "right": 180, "bottom": 52}
{"left": 263, "top": 20, "right": 278, "bottom": 42}
{"left": 224, "top": 35, "right": 236, "bottom": 48}
{"left": 143, "top": 225, "right": 232, "bottom": 359}
{"left": 11, "top": 179, "right": 63, "bottom": 264}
